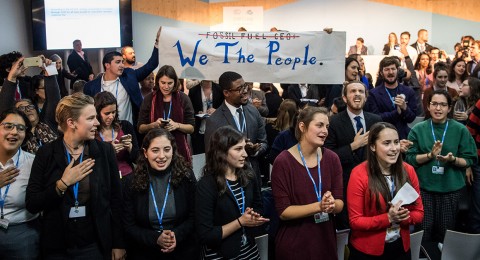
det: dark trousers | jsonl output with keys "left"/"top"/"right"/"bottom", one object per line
{"left": 44, "top": 243, "right": 104, "bottom": 260}
{"left": 0, "top": 219, "right": 40, "bottom": 260}
{"left": 349, "top": 237, "right": 411, "bottom": 260}
{"left": 469, "top": 163, "right": 480, "bottom": 233}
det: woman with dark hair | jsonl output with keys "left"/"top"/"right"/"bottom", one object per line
{"left": 383, "top": 32, "right": 399, "bottom": 55}
{"left": 259, "top": 83, "right": 282, "bottom": 118}
{"left": 454, "top": 77, "right": 480, "bottom": 122}
{"left": 123, "top": 128, "right": 198, "bottom": 259}
{"left": 406, "top": 90, "right": 476, "bottom": 246}
{"left": 0, "top": 108, "right": 40, "bottom": 259}
{"left": 94, "top": 91, "right": 139, "bottom": 183}
{"left": 138, "top": 65, "right": 195, "bottom": 163}
{"left": 26, "top": 92, "right": 126, "bottom": 259}
{"left": 348, "top": 122, "right": 424, "bottom": 259}
{"left": 349, "top": 54, "right": 371, "bottom": 90}
{"left": 414, "top": 52, "right": 433, "bottom": 94}
{"left": 271, "top": 107, "right": 343, "bottom": 260}
{"left": 196, "top": 126, "right": 268, "bottom": 259}
{"left": 346, "top": 57, "right": 360, "bottom": 82}
{"left": 447, "top": 58, "right": 468, "bottom": 92}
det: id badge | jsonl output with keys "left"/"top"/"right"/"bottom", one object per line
{"left": 0, "top": 218, "right": 9, "bottom": 229}
{"left": 314, "top": 212, "right": 329, "bottom": 223}
{"left": 69, "top": 206, "right": 86, "bottom": 218}
{"left": 432, "top": 166, "right": 445, "bottom": 175}
{"left": 241, "top": 234, "right": 248, "bottom": 246}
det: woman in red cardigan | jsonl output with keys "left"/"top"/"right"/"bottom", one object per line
{"left": 347, "top": 122, "right": 424, "bottom": 259}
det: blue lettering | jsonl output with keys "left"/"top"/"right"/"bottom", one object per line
{"left": 267, "top": 41, "right": 280, "bottom": 65}
{"left": 174, "top": 40, "right": 202, "bottom": 67}
{"left": 303, "top": 45, "right": 309, "bottom": 65}
{"left": 216, "top": 42, "right": 239, "bottom": 63}
{"left": 199, "top": 55, "right": 208, "bottom": 65}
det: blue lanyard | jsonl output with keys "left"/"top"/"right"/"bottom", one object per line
{"left": 163, "top": 101, "right": 172, "bottom": 120}
{"left": 0, "top": 150, "right": 21, "bottom": 218}
{"left": 385, "top": 87, "right": 397, "bottom": 108}
{"left": 430, "top": 119, "right": 449, "bottom": 165}
{"left": 297, "top": 144, "right": 322, "bottom": 202}
{"left": 65, "top": 144, "right": 84, "bottom": 208}
{"left": 226, "top": 180, "right": 245, "bottom": 214}
{"left": 99, "top": 128, "right": 115, "bottom": 142}
{"left": 232, "top": 109, "right": 246, "bottom": 133}
{"left": 149, "top": 176, "right": 171, "bottom": 231}
{"left": 386, "top": 176, "right": 395, "bottom": 198}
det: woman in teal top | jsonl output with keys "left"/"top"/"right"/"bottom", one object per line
{"left": 406, "top": 89, "right": 477, "bottom": 245}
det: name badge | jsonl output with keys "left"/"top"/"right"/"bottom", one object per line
{"left": 0, "top": 218, "right": 9, "bottom": 229}
{"left": 69, "top": 206, "right": 86, "bottom": 218}
{"left": 314, "top": 212, "right": 329, "bottom": 223}
{"left": 432, "top": 166, "right": 445, "bottom": 175}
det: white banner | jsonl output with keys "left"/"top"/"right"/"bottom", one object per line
{"left": 158, "top": 27, "right": 346, "bottom": 84}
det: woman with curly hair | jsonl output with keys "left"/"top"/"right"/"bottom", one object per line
{"left": 196, "top": 126, "right": 269, "bottom": 259}
{"left": 123, "top": 128, "right": 198, "bottom": 259}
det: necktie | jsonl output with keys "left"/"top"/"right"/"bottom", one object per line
{"left": 354, "top": 116, "right": 363, "bottom": 134}
{"left": 237, "top": 108, "right": 244, "bottom": 132}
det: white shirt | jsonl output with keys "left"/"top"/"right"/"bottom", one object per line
{"left": 299, "top": 84, "right": 308, "bottom": 98}
{"left": 0, "top": 150, "right": 38, "bottom": 224}
{"left": 101, "top": 76, "right": 133, "bottom": 124}
{"left": 225, "top": 101, "right": 246, "bottom": 132}
{"left": 389, "top": 46, "right": 418, "bottom": 69}
{"left": 346, "top": 109, "right": 366, "bottom": 134}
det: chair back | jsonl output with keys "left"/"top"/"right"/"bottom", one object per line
{"left": 336, "top": 229, "right": 350, "bottom": 260}
{"left": 410, "top": 230, "right": 424, "bottom": 260}
{"left": 192, "top": 153, "right": 205, "bottom": 180}
{"left": 441, "top": 230, "right": 480, "bottom": 260}
{"left": 255, "top": 234, "right": 268, "bottom": 260}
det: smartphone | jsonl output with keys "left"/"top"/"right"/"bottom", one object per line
{"left": 119, "top": 134, "right": 131, "bottom": 142}
{"left": 23, "top": 57, "right": 42, "bottom": 67}
{"left": 161, "top": 119, "right": 170, "bottom": 125}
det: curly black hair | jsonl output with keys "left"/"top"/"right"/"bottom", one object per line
{"left": 0, "top": 51, "right": 23, "bottom": 79}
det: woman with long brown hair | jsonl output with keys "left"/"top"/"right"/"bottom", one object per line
{"left": 123, "top": 128, "right": 197, "bottom": 259}
{"left": 348, "top": 122, "right": 424, "bottom": 259}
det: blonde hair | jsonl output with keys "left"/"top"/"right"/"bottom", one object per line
{"left": 56, "top": 92, "right": 94, "bottom": 132}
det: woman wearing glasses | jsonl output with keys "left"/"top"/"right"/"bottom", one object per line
{"left": 406, "top": 89, "right": 477, "bottom": 246}
{"left": 0, "top": 108, "right": 40, "bottom": 259}
{"left": 138, "top": 65, "right": 195, "bottom": 163}
{"left": 26, "top": 93, "right": 126, "bottom": 259}
{"left": 0, "top": 57, "right": 60, "bottom": 154}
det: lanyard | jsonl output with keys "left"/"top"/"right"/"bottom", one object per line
{"left": 149, "top": 176, "right": 171, "bottom": 231}
{"left": 385, "top": 176, "right": 395, "bottom": 198}
{"left": 226, "top": 180, "right": 245, "bottom": 215}
{"left": 430, "top": 119, "right": 449, "bottom": 165}
{"left": 232, "top": 110, "right": 246, "bottom": 133}
{"left": 385, "top": 87, "right": 397, "bottom": 108}
{"left": 0, "top": 150, "right": 21, "bottom": 219}
{"left": 163, "top": 101, "right": 172, "bottom": 120}
{"left": 297, "top": 144, "right": 322, "bottom": 202}
{"left": 65, "top": 144, "right": 84, "bottom": 208}
{"left": 99, "top": 128, "right": 115, "bottom": 142}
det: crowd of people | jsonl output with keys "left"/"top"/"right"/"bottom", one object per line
{"left": 0, "top": 28, "right": 479, "bottom": 260}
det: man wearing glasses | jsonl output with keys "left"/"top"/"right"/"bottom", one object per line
{"left": 204, "top": 71, "right": 268, "bottom": 187}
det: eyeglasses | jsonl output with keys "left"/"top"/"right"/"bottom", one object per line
{"left": 17, "top": 104, "right": 36, "bottom": 112}
{"left": 0, "top": 122, "right": 27, "bottom": 133}
{"left": 229, "top": 84, "right": 249, "bottom": 94}
{"left": 430, "top": 102, "right": 449, "bottom": 108}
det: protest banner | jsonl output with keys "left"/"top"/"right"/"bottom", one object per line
{"left": 158, "top": 26, "right": 346, "bottom": 84}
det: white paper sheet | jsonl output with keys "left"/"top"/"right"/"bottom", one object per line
{"left": 391, "top": 182, "right": 419, "bottom": 206}
{"left": 44, "top": 63, "right": 58, "bottom": 76}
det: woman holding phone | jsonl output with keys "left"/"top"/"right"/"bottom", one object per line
{"left": 94, "top": 91, "right": 139, "bottom": 183}
{"left": 348, "top": 122, "right": 424, "bottom": 259}
{"left": 138, "top": 65, "right": 194, "bottom": 163}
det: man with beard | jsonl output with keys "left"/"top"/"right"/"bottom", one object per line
{"left": 204, "top": 71, "right": 268, "bottom": 187}
{"left": 121, "top": 46, "right": 143, "bottom": 69}
{"left": 422, "top": 62, "right": 458, "bottom": 120}
{"left": 365, "top": 56, "right": 417, "bottom": 139}
{"left": 411, "top": 29, "right": 434, "bottom": 54}
{"left": 325, "top": 81, "right": 382, "bottom": 229}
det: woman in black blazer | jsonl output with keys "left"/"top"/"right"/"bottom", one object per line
{"left": 123, "top": 128, "right": 198, "bottom": 259}
{"left": 25, "top": 93, "right": 126, "bottom": 260}
{"left": 196, "top": 126, "right": 269, "bottom": 259}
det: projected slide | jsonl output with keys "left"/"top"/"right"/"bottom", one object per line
{"left": 44, "top": 0, "right": 121, "bottom": 49}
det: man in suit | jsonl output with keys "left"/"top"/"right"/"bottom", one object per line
{"left": 325, "top": 80, "right": 382, "bottom": 229}
{"left": 411, "top": 29, "right": 434, "bottom": 54}
{"left": 83, "top": 35, "right": 159, "bottom": 125}
{"left": 246, "top": 82, "right": 269, "bottom": 117}
{"left": 347, "top": 37, "right": 368, "bottom": 55}
{"left": 204, "top": 71, "right": 268, "bottom": 187}
{"left": 67, "top": 40, "right": 94, "bottom": 88}
{"left": 188, "top": 80, "right": 224, "bottom": 154}
{"left": 467, "top": 40, "right": 480, "bottom": 79}
{"left": 365, "top": 56, "right": 417, "bottom": 139}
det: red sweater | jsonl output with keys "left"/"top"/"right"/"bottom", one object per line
{"left": 347, "top": 162, "right": 424, "bottom": 256}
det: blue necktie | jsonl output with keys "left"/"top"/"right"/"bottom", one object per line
{"left": 354, "top": 116, "right": 363, "bottom": 134}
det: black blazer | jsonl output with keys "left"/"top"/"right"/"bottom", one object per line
{"left": 123, "top": 170, "right": 198, "bottom": 259}
{"left": 467, "top": 60, "right": 480, "bottom": 79}
{"left": 26, "top": 138, "right": 124, "bottom": 258}
{"left": 195, "top": 174, "right": 263, "bottom": 259}
{"left": 67, "top": 50, "right": 93, "bottom": 87}
{"left": 188, "top": 82, "right": 224, "bottom": 135}
{"left": 324, "top": 110, "right": 382, "bottom": 184}
{"left": 410, "top": 42, "right": 434, "bottom": 54}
